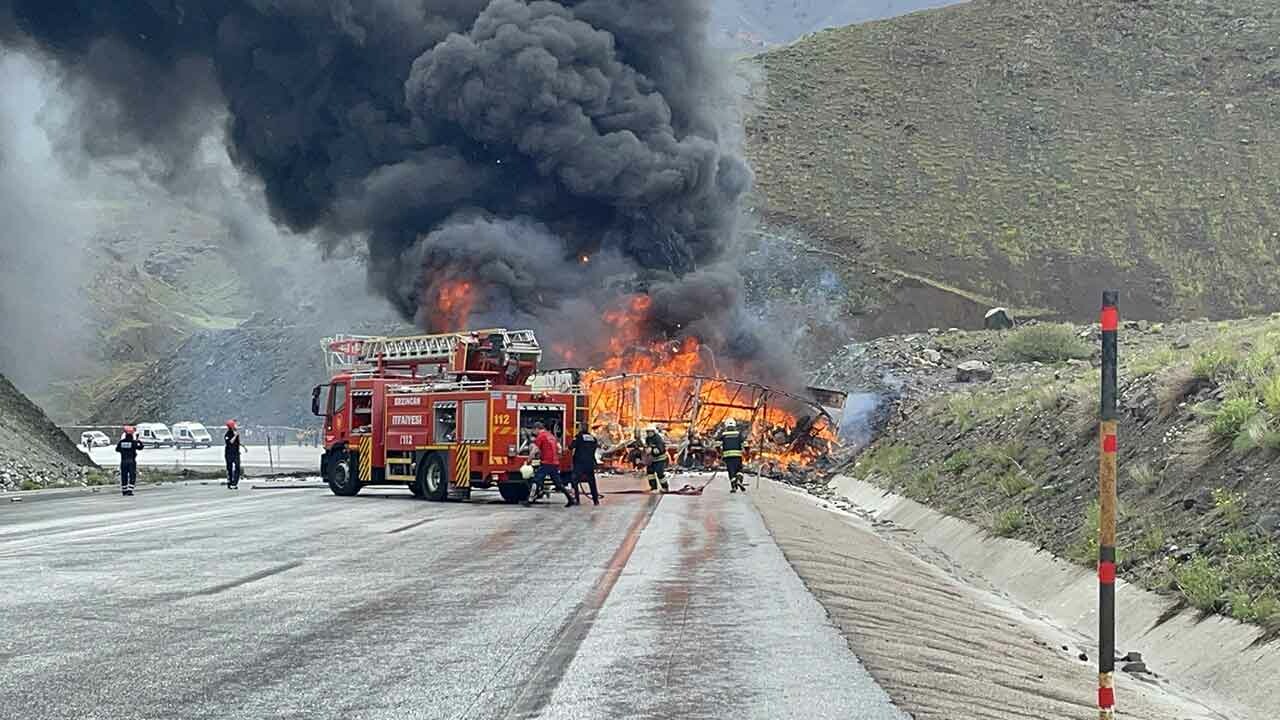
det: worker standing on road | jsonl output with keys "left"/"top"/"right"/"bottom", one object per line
{"left": 224, "top": 420, "right": 243, "bottom": 490}
{"left": 644, "top": 425, "right": 669, "bottom": 494}
{"left": 115, "top": 426, "right": 144, "bottom": 497}
{"left": 570, "top": 426, "right": 601, "bottom": 506}
{"left": 719, "top": 419, "right": 747, "bottom": 493}
{"left": 526, "top": 421, "right": 574, "bottom": 507}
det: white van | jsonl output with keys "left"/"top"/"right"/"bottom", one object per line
{"left": 172, "top": 422, "right": 213, "bottom": 448}
{"left": 135, "top": 423, "right": 174, "bottom": 448}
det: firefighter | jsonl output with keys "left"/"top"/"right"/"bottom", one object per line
{"left": 115, "top": 426, "right": 144, "bottom": 496}
{"left": 644, "top": 425, "right": 669, "bottom": 493}
{"left": 526, "top": 421, "right": 574, "bottom": 507}
{"left": 570, "top": 426, "right": 601, "bottom": 506}
{"left": 719, "top": 418, "right": 747, "bottom": 493}
{"left": 680, "top": 431, "right": 706, "bottom": 470}
{"left": 224, "top": 420, "right": 243, "bottom": 490}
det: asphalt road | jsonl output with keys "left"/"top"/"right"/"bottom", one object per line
{"left": 0, "top": 472, "right": 904, "bottom": 720}
{"left": 86, "top": 444, "right": 322, "bottom": 472}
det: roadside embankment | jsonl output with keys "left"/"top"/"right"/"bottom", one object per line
{"left": 753, "top": 480, "right": 1230, "bottom": 720}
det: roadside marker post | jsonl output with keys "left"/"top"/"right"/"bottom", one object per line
{"left": 1098, "top": 290, "right": 1119, "bottom": 719}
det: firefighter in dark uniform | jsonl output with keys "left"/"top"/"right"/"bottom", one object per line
{"left": 718, "top": 418, "right": 747, "bottom": 493}
{"left": 644, "top": 425, "right": 669, "bottom": 493}
{"left": 224, "top": 420, "right": 243, "bottom": 490}
{"left": 681, "top": 431, "right": 706, "bottom": 470}
{"left": 570, "top": 426, "right": 601, "bottom": 505}
{"left": 115, "top": 426, "right": 144, "bottom": 496}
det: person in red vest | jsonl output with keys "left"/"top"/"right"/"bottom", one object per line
{"left": 527, "top": 421, "right": 575, "bottom": 507}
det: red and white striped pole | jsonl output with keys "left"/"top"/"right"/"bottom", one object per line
{"left": 1098, "top": 290, "right": 1120, "bottom": 719}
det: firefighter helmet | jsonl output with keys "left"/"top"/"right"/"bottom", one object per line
{"left": 520, "top": 463, "right": 535, "bottom": 480}
{"left": 724, "top": 418, "right": 737, "bottom": 429}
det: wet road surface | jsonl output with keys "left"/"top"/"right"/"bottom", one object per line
{"left": 0, "top": 473, "right": 903, "bottom": 720}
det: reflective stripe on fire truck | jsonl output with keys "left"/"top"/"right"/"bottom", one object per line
{"left": 358, "top": 436, "right": 373, "bottom": 483}
{"left": 453, "top": 447, "right": 471, "bottom": 489}
{"left": 386, "top": 454, "right": 414, "bottom": 482}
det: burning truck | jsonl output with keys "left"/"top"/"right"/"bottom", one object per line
{"left": 312, "top": 326, "right": 845, "bottom": 502}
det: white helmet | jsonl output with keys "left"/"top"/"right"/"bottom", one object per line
{"left": 724, "top": 418, "right": 737, "bottom": 429}
{"left": 646, "top": 424, "right": 659, "bottom": 434}
{"left": 519, "top": 463, "right": 534, "bottom": 480}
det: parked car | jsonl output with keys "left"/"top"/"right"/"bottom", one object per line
{"left": 172, "top": 422, "right": 213, "bottom": 448}
{"left": 80, "top": 431, "right": 111, "bottom": 448}
{"left": 135, "top": 423, "right": 174, "bottom": 448}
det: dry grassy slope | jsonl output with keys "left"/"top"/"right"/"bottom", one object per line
{"left": 747, "top": 0, "right": 1280, "bottom": 322}
{"left": 849, "top": 316, "right": 1280, "bottom": 633}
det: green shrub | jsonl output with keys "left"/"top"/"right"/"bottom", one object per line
{"left": 1237, "top": 412, "right": 1280, "bottom": 452}
{"left": 1068, "top": 499, "right": 1103, "bottom": 563}
{"left": 1175, "top": 556, "right": 1226, "bottom": 612}
{"left": 1226, "top": 543, "right": 1280, "bottom": 587}
{"left": 942, "top": 449, "right": 974, "bottom": 475}
{"left": 906, "top": 469, "right": 939, "bottom": 499}
{"left": 994, "top": 470, "right": 1033, "bottom": 497}
{"left": 999, "top": 324, "right": 1092, "bottom": 363}
{"left": 1127, "top": 461, "right": 1161, "bottom": 490}
{"left": 1242, "top": 348, "right": 1278, "bottom": 384}
{"left": 945, "top": 395, "right": 983, "bottom": 433}
{"left": 1229, "top": 593, "right": 1280, "bottom": 624}
{"left": 1192, "top": 346, "right": 1236, "bottom": 381}
{"left": 854, "top": 444, "right": 911, "bottom": 484}
{"left": 19, "top": 478, "right": 41, "bottom": 491}
{"left": 1137, "top": 526, "right": 1166, "bottom": 557}
{"left": 1222, "top": 530, "right": 1253, "bottom": 557}
{"left": 1262, "top": 375, "right": 1280, "bottom": 416}
{"left": 993, "top": 507, "right": 1025, "bottom": 537}
{"left": 1212, "top": 488, "right": 1246, "bottom": 527}
{"left": 1209, "top": 397, "right": 1259, "bottom": 444}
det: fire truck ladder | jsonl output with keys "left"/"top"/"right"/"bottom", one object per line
{"left": 323, "top": 329, "right": 542, "bottom": 373}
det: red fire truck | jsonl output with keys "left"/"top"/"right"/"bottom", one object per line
{"left": 311, "top": 329, "right": 587, "bottom": 502}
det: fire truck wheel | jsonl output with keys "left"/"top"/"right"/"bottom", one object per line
{"left": 497, "top": 483, "right": 529, "bottom": 504}
{"left": 416, "top": 452, "right": 449, "bottom": 502}
{"left": 326, "top": 455, "right": 361, "bottom": 497}
{"left": 409, "top": 482, "right": 425, "bottom": 499}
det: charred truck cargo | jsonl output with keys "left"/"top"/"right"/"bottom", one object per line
{"left": 313, "top": 329, "right": 585, "bottom": 503}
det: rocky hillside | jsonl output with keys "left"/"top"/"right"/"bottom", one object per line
{"left": 843, "top": 315, "right": 1280, "bottom": 634}
{"left": 0, "top": 372, "right": 94, "bottom": 491}
{"left": 90, "top": 304, "right": 410, "bottom": 431}
{"left": 747, "top": 0, "right": 1280, "bottom": 323}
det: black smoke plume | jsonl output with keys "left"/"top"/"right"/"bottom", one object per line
{"left": 0, "top": 0, "right": 798, "bottom": 386}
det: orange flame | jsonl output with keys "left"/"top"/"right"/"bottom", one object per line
{"left": 428, "top": 280, "right": 474, "bottom": 332}
{"left": 580, "top": 294, "right": 836, "bottom": 471}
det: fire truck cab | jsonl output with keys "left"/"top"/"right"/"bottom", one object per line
{"left": 312, "top": 329, "right": 586, "bottom": 503}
